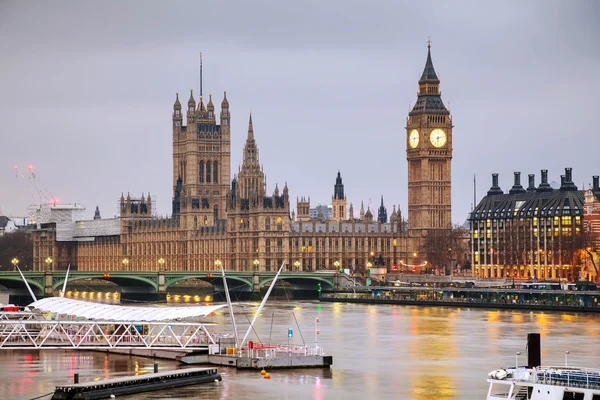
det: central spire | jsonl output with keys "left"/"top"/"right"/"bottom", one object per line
{"left": 247, "top": 113, "right": 254, "bottom": 141}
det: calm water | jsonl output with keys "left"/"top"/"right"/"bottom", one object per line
{"left": 2, "top": 302, "right": 600, "bottom": 400}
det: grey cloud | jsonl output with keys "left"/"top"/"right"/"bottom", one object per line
{"left": 1, "top": 0, "right": 599, "bottom": 224}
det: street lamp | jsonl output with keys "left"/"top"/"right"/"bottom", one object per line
{"left": 565, "top": 350, "right": 570, "bottom": 366}
{"left": 253, "top": 259, "right": 259, "bottom": 271}
{"left": 11, "top": 257, "right": 19, "bottom": 271}
{"left": 513, "top": 271, "right": 517, "bottom": 288}
{"left": 294, "top": 260, "right": 300, "bottom": 272}
{"left": 122, "top": 258, "right": 129, "bottom": 271}
{"left": 516, "top": 352, "right": 521, "bottom": 368}
{"left": 158, "top": 257, "right": 165, "bottom": 271}
{"left": 334, "top": 260, "right": 340, "bottom": 272}
{"left": 215, "top": 259, "right": 222, "bottom": 271}
{"left": 45, "top": 257, "right": 53, "bottom": 271}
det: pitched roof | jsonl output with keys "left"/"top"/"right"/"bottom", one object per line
{"left": 419, "top": 46, "right": 440, "bottom": 84}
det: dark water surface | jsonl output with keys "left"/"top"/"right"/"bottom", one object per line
{"left": 2, "top": 302, "right": 600, "bottom": 400}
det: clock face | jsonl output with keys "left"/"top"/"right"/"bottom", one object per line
{"left": 409, "top": 129, "right": 419, "bottom": 148}
{"left": 430, "top": 129, "right": 447, "bottom": 148}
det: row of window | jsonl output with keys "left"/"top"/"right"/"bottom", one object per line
{"left": 199, "top": 161, "right": 218, "bottom": 183}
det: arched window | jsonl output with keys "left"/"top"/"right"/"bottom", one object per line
{"left": 214, "top": 205, "right": 219, "bottom": 220}
{"left": 199, "top": 162, "right": 204, "bottom": 183}
{"left": 194, "top": 216, "right": 198, "bottom": 230}
{"left": 206, "top": 162, "right": 211, "bottom": 183}
{"left": 265, "top": 217, "right": 271, "bottom": 231}
{"left": 213, "top": 161, "right": 218, "bottom": 183}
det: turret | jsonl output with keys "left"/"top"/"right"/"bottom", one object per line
{"left": 349, "top": 203, "right": 354, "bottom": 220}
{"left": 334, "top": 171, "right": 344, "bottom": 200}
{"left": 331, "top": 171, "right": 347, "bottom": 221}
{"left": 207, "top": 93, "right": 215, "bottom": 119}
{"left": 365, "top": 207, "right": 373, "bottom": 222}
{"left": 390, "top": 205, "right": 398, "bottom": 223}
{"left": 360, "top": 201, "right": 365, "bottom": 220}
{"left": 220, "top": 91, "right": 230, "bottom": 126}
{"left": 377, "top": 196, "right": 387, "bottom": 224}
{"left": 94, "top": 206, "right": 101, "bottom": 220}
{"left": 283, "top": 182, "right": 289, "bottom": 204}
{"left": 173, "top": 93, "right": 182, "bottom": 129}
{"left": 187, "top": 89, "right": 196, "bottom": 124}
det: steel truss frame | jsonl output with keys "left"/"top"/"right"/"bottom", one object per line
{"left": 0, "top": 319, "right": 218, "bottom": 350}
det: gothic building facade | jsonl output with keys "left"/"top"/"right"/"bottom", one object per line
{"left": 31, "top": 44, "right": 453, "bottom": 273}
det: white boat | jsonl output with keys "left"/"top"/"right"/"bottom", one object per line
{"left": 487, "top": 365, "right": 600, "bottom": 399}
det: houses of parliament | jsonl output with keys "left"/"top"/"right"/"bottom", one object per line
{"left": 31, "top": 43, "right": 454, "bottom": 273}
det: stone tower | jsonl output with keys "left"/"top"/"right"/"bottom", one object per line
{"left": 296, "top": 197, "right": 311, "bottom": 222}
{"left": 331, "top": 171, "right": 347, "bottom": 221}
{"left": 172, "top": 90, "right": 231, "bottom": 226}
{"left": 406, "top": 41, "right": 453, "bottom": 237}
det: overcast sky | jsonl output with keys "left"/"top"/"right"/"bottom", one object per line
{"left": 1, "top": 0, "right": 599, "bottom": 223}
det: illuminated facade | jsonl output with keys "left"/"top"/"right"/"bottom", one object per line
{"left": 31, "top": 44, "right": 452, "bottom": 273}
{"left": 470, "top": 169, "right": 600, "bottom": 281}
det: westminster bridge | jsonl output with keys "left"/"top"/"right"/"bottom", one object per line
{"left": 0, "top": 270, "right": 353, "bottom": 301}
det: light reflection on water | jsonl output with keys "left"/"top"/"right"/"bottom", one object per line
{"left": 2, "top": 302, "right": 600, "bottom": 399}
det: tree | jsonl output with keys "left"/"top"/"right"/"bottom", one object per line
{"left": 0, "top": 230, "right": 33, "bottom": 271}
{"left": 420, "top": 225, "right": 469, "bottom": 274}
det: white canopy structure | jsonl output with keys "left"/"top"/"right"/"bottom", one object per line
{"left": 29, "top": 297, "right": 227, "bottom": 322}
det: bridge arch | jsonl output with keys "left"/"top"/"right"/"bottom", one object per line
{"left": 164, "top": 275, "right": 253, "bottom": 292}
{"left": 0, "top": 275, "right": 45, "bottom": 296}
{"left": 52, "top": 274, "right": 158, "bottom": 293}
{"left": 259, "top": 276, "right": 334, "bottom": 290}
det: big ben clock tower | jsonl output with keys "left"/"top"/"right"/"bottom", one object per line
{"left": 406, "top": 40, "right": 453, "bottom": 237}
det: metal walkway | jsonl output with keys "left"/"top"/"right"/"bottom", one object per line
{"left": 0, "top": 314, "right": 218, "bottom": 350}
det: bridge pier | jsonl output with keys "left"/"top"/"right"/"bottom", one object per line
{"left": 45, "top": 271, "right": 53, "bottom": 297}
{"left": 158, "top": 271, "right": 166, "bottom": 295}
{"left": 253, "top": 272, "right": 260, "bottom": 293}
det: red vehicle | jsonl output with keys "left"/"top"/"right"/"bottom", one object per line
{"left": 0, "top": 305, "right": 25, "bottom": 312}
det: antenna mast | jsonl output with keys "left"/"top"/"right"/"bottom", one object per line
{"left": 473, "top": 174, "right": 477, "bottom": 210}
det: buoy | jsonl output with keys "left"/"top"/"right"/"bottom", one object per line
{"left": 260, "top": 369, "right": 267, "bottom": 376}
{"left": 110, "top": 395, "right": 116, "bottom": 399}
{"left": 264, "top": 373, "right": 271, "bottom": 379}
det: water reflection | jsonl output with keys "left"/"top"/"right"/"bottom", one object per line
{"left": 60, "top": 290, "right": 120, "bottom": 304}
{"left": 2, "top": 303, "right": 600, "bottom": 399}
{"left": 166, "top": 294, "right": 212, "bottom": 303}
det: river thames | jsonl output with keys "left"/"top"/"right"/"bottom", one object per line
{"left": 2, "top": 301, "right": 600, "bottom": 400}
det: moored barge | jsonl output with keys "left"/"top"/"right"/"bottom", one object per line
{"left": 51, "top": 367, "right": 221, "bottom": 400}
